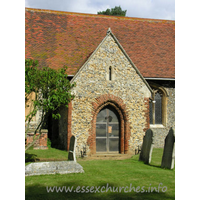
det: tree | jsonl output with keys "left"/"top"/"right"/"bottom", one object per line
{"left": 25, "top": 59, "right": 75, "bottom": 150}
{"left": 97, "top": 6, "right": 127, "bottom": 17}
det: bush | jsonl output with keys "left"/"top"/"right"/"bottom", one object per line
{"left": 47, "top": 138, "right": 51, "bottom": 148}
{"left": 25, "top": 153, "right": 38, "bottom": 162}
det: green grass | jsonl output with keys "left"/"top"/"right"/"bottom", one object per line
{"left": 25, "top": 148, "right": 175, "bottom": 200}
{"left": 25, "top": 147, "right": 68, "bottom": 164}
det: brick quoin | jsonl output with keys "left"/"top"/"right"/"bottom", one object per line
{"left": 87, "top": 94, "right": 131, "bottom": 155}
{"left": 143, "top": 97, "right": 150, "bottom": 132}
{"left": 67, "top": 101, "right": 72, "bottom": 151}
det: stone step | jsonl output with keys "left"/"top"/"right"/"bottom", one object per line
{"left": 79, "top": 154, "right": 133, "bottom": 160}
{"left": 91, "top": 154, "right": 129, "bottom": 157}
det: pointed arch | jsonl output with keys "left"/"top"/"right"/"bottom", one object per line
{"left": 87, "top": 94, "right": 131, "bottom": 155}
{"left": 149, "top": 83, "right": 168, "bottom": 127}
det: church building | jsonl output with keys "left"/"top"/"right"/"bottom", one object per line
{"left": 25, "top": 8, "right": 175, "bottom": 156}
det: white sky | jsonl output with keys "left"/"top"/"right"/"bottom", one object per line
{"left": 25, "top": 0, "right": 175, "bottom": 20}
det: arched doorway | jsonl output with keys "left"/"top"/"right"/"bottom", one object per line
{"left": 96, "top": 105, "right": 120, "bottom": 153}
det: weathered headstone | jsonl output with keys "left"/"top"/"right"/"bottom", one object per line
{"left": 161, "top": 127, "right": 175, "bottom": 169}
{"left": 68, "top": 135, "right": 77, "bottom": 162}
{"left": 139, "top": 129, "right": 154, "bottom": 164}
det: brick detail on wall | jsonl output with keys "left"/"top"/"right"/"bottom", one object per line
{"left": 87, "top": 94, "right": 131, "bottom": 155}
{"left": 26, "top": 129, "right": 48, "bottom": 149}
{"left": 67, "top": 101, "right": 72, "bottom": 151}
{"left": 143, "top": 97, "right": 150, "bottom": 132}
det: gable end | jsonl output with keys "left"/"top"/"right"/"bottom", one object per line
{"left": 71, "top": 28, "right": 153, "bottom": 95}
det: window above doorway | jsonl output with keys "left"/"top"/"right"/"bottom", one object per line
{"left": 106, "top": 66, "right": 115, "bottom": 81}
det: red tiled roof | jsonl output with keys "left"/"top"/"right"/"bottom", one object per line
{"left": 25, "top": 8, "right": 175, "bottom": 79}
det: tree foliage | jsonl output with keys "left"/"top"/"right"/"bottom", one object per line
{"left": 97, "top": 6, "right": 127, "bottom": 16}
{"left": 25, "top": 59, "right": 75, "bottom": 149}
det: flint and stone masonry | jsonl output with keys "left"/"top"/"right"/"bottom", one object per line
{"left": 66, "top": 32, "right": 152, "bottom": 156}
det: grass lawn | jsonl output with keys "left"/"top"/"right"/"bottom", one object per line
{"left": 25, "top": 147, "right": 68, "bottom": 164}
{"left": 25, "top": 148, "right": 175, "bottom": 200}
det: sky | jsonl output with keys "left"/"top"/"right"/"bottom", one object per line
{"left": 25, "top": 0, "right": 175, "bottom": 20}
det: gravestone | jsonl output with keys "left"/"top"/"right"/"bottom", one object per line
{"left": 25, "top": 161, "right": 84, "bottom": 176}
{"left": 139, "top": 129, "right": 154, "bottom": 164}
{"left": 161, "top": 127, "right": 175, "bottom": 169}
{"left": 68, "top": 135, "right": 77, "bottom": 162}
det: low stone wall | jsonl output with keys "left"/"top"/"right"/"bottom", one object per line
{"left": 26, "top": 129, "right": 48, "bottom": 149}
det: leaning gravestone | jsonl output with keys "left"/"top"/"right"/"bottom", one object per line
{"left": 161, "top": 127, "right": 175, "bottom": 169}
{"left": 68, "top": 135, "right": 77, "bottom": 162}
{"left": 139, "top": 129, "right": 154, "bottom": 164}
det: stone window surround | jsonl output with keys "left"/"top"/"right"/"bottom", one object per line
{"left": 149, "top": 84, "right": 168, "bottom": 127}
